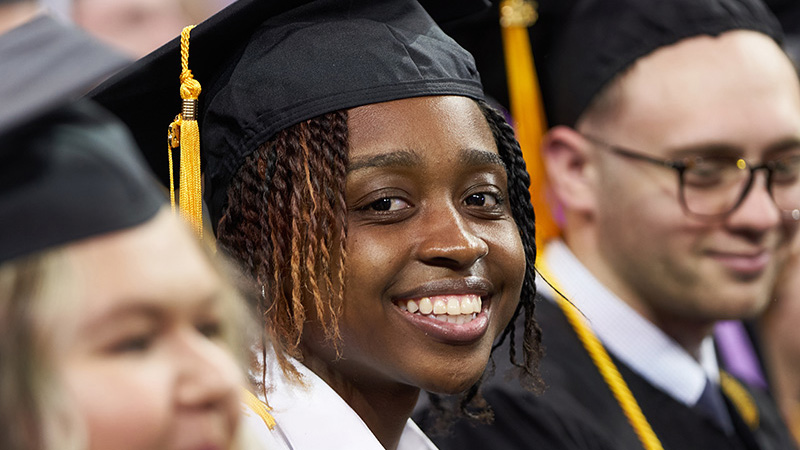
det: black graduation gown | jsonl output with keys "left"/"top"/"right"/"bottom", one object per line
{"left": 417, "top": 296, "right": 797, "bottom": 450}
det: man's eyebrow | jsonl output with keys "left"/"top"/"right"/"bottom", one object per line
{"left": 668, "top": 143, "right": 742, "bottom": 158}
{"left": 764, "top": 137, "right": 800, "bottom": 155}
{"left": 460, "top": 148, "right": 506, "bottom": 169}
{"left": 667, "top": 137, "right": 800, "bottom": 158}
{"left": 347, "top": 150, "right": 422, "bottom": 173}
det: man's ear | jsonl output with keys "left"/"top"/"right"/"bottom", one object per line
{"left": 542, "top": 126, "right": 597, "bottom": 214}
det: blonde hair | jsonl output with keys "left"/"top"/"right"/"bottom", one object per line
{"left": 0, "top": 250, "right": 82, "bottom": 450}
{"left": 0, "top": 238, "right": 257, "bottom": 450}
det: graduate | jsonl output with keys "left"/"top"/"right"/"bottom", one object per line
{"left": 0, "top": 5, "right": 270, "bottom": 448}
{"left": 0, "top": 98, "right": 257, "bottom": 450}
{"left": 418, "top": 0, "right": 800, "bottom": 449}
{"left": 90, "top": 0, "right": 542, "bottom": 448}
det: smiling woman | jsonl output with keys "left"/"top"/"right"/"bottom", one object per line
{"left": 91, "top": 0, "right": 542, "bottom": 448}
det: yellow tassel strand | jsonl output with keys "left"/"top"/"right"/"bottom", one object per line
{"left": 241, "top": 388, "right": 277, "bottom": 430}
{"left": 499, "top": 0, "right": 560, "bottom": 258}
{"left": 538, "top": 263, "right": 665, "bottom": 450}
{"left": 167, "top": 25, "right": 203, "bottom": 238}
{"left": 719, "top": 371, "right": 760, "bottom": 430}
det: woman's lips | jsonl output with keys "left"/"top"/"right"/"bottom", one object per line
{"left": 392, "top": 294, "right": 490, "bottom": 344}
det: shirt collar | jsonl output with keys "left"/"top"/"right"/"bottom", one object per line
{"left": 537, "top": 240, "right": 720, "bottom": 406}
{"left": 258, "top": 349, "right": 439, "bottom": 450}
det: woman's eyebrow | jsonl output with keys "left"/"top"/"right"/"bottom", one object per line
{"left": 79, "top": 304, "right": 162, "bottom": 335}
{"left": 461, "top": 148, "right": 506, "bottom": 169}
{"left": 347, "top": 150, "right": 422, "bottom": 173}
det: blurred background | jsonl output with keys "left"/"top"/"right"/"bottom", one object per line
{"left": 38, "top": 0, "right": 235, "bottom": 57}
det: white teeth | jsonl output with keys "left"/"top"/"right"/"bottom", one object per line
{"left": 447, "top": 297, "right": 461, "bottom": 315}
{"left": 396, "top": 294, "right": 484, "bottom": 324}
{"left": 419, "top": 297, "right": 433, "bottom": 315}
{"left": 461, "top": 296, "right": 474, "bottom": 314}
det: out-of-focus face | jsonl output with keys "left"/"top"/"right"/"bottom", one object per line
{"left": 579, "top": 31, "right": 800, "bottom": 335}
{"left": 56, "top": 210, "right": 243, "bottom": 450}
{"left": 73, "top": 0, "right": 193, "bottom": 58}
{"left": 300, "top": 95, "right": 525, "bottom": 397}
{"left": 764, "top": 249, "right": 800, "bottom": 368}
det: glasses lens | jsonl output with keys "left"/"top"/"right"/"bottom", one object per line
{"left": 680, "top": 156, "right": 750, "bottom": 216}
{"left": 770, "top": 152, "right": 800, "bottom": 216}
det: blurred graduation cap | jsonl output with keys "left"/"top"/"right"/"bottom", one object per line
{"left": 764, "top": 0, "right": 800, "bottom": 64}
{"left": 533, "top": 0, "right": 783, "bottom": 128}
{"left": 91, "top": 0, "right": 489, "bottom": 236}
{"left": 0, "top": 14, "right": 164, "bottom": 264}
{"left": 0, "top": 14, "right": 130, "bottom": 136}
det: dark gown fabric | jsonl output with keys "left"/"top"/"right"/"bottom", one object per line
{"left": 416, "top": 296, "right": 797, "bottom": 450}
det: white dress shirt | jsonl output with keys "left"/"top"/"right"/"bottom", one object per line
{"left": 243, "top": 349, "right": 439, "bottom": 450}
{"left": 536, "top": 240, "right": 721, "bottom": 407}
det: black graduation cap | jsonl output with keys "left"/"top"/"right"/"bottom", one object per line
{"left": 531, "top": 0, "right": 783, "bottom": 127}
{"left": 0, "top": 102, "right": 166, "bottom": 263}
{"left": 764, "top": 0, "right": 800, "bottom": 63}
{"left": 91, "top": 0, "right": 486, "bottom": 232}
{"left": 0, "top": 15, "right": 164, "bottom": 264}
{"left": 0, "top": 15, "right": 130, "bottom": 137}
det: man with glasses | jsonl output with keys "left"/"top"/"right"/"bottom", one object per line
{"left": 420, "top": 0, "right": 800, "bottom": 449}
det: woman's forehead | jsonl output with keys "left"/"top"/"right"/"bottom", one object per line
{"left": 347, "top": 96, "right": 496, "bottom": 160}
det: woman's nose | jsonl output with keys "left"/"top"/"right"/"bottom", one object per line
{"left": 173, "top": 330, "right": 243, "bottom": 410}
{"left": 415, "top": 204, "right": 489, "bottom": 270}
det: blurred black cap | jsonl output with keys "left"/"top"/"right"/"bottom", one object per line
{"left": 90, "top": 0, "right": 485, "bottom": 229}
{"left": 0, "top": 14, "right": 164, "bottom": 263}
{"left": 535, "top": 0, "right": 783, "bottom": 127}
{"left": 0, "top": 15, "right": 129, "bottom": 136}
{"left": 0, "top": 101, "right": 165, "bottom": 264}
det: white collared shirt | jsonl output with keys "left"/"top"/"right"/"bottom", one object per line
{"left": 536, "top": 240, "right": 720, "bottom": 407}
{"left": 242, "top": 349, "right": 439, "bottom": 450}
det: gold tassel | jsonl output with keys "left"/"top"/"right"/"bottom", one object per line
{"left": 167, "top": 25, "right": 203, "bottom": 238}
{"left": 241, "top": 388, "right": 277, "bottom": 430}
{"left": 500, "top": 0, "right": 560, "bottom": 257}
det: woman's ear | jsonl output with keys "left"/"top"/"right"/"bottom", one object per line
{"left": 541, "top": 126, "right": 598, "bottom": 214}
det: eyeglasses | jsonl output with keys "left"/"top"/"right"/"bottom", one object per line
{"left": 583, "top": 135, "right": 800, "bottom": 220}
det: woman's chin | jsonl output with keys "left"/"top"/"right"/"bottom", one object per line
{"left": 419, "top": 372, "right": 483, "bottom": 396}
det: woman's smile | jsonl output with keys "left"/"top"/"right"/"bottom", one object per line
{"left": 390, "top": 276, "right": 493, "bottom": 343}
{"left": 393, "top": 294, "right": 490, "bottom": 343}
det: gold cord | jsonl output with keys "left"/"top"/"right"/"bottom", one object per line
{"left": 542, "top": 261, "right": 764, "bottom": 447}
{"left": 719, "top": 371, "right": 759, "bottom": 429}
{"left": 241, "top": 387, "right": 277, "bottom": 430}
{"left": 538, "top": 263, "right": 665, "bottom": 450}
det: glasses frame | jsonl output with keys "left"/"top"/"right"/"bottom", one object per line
{"left": 582, "top": 134, "right": 793, "bottom": 220}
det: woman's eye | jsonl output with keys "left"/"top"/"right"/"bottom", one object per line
{"left": 367, "top": 197, "right": 410, "bottom": 212}
{"left": 465, "top": 192, "right": 501, "bottom": 208}
{"left": 109, "top": 335, "right": 153, "bottom": 354}
{"left": 197, "top": 321, "right": 223, "bottom": 339}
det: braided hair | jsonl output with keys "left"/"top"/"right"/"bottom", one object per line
{"left": 217, "top": 111, "right": 349, "bottom": 380}
{"left": 216, "top": 98, "right": 542, "bottom": 413}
